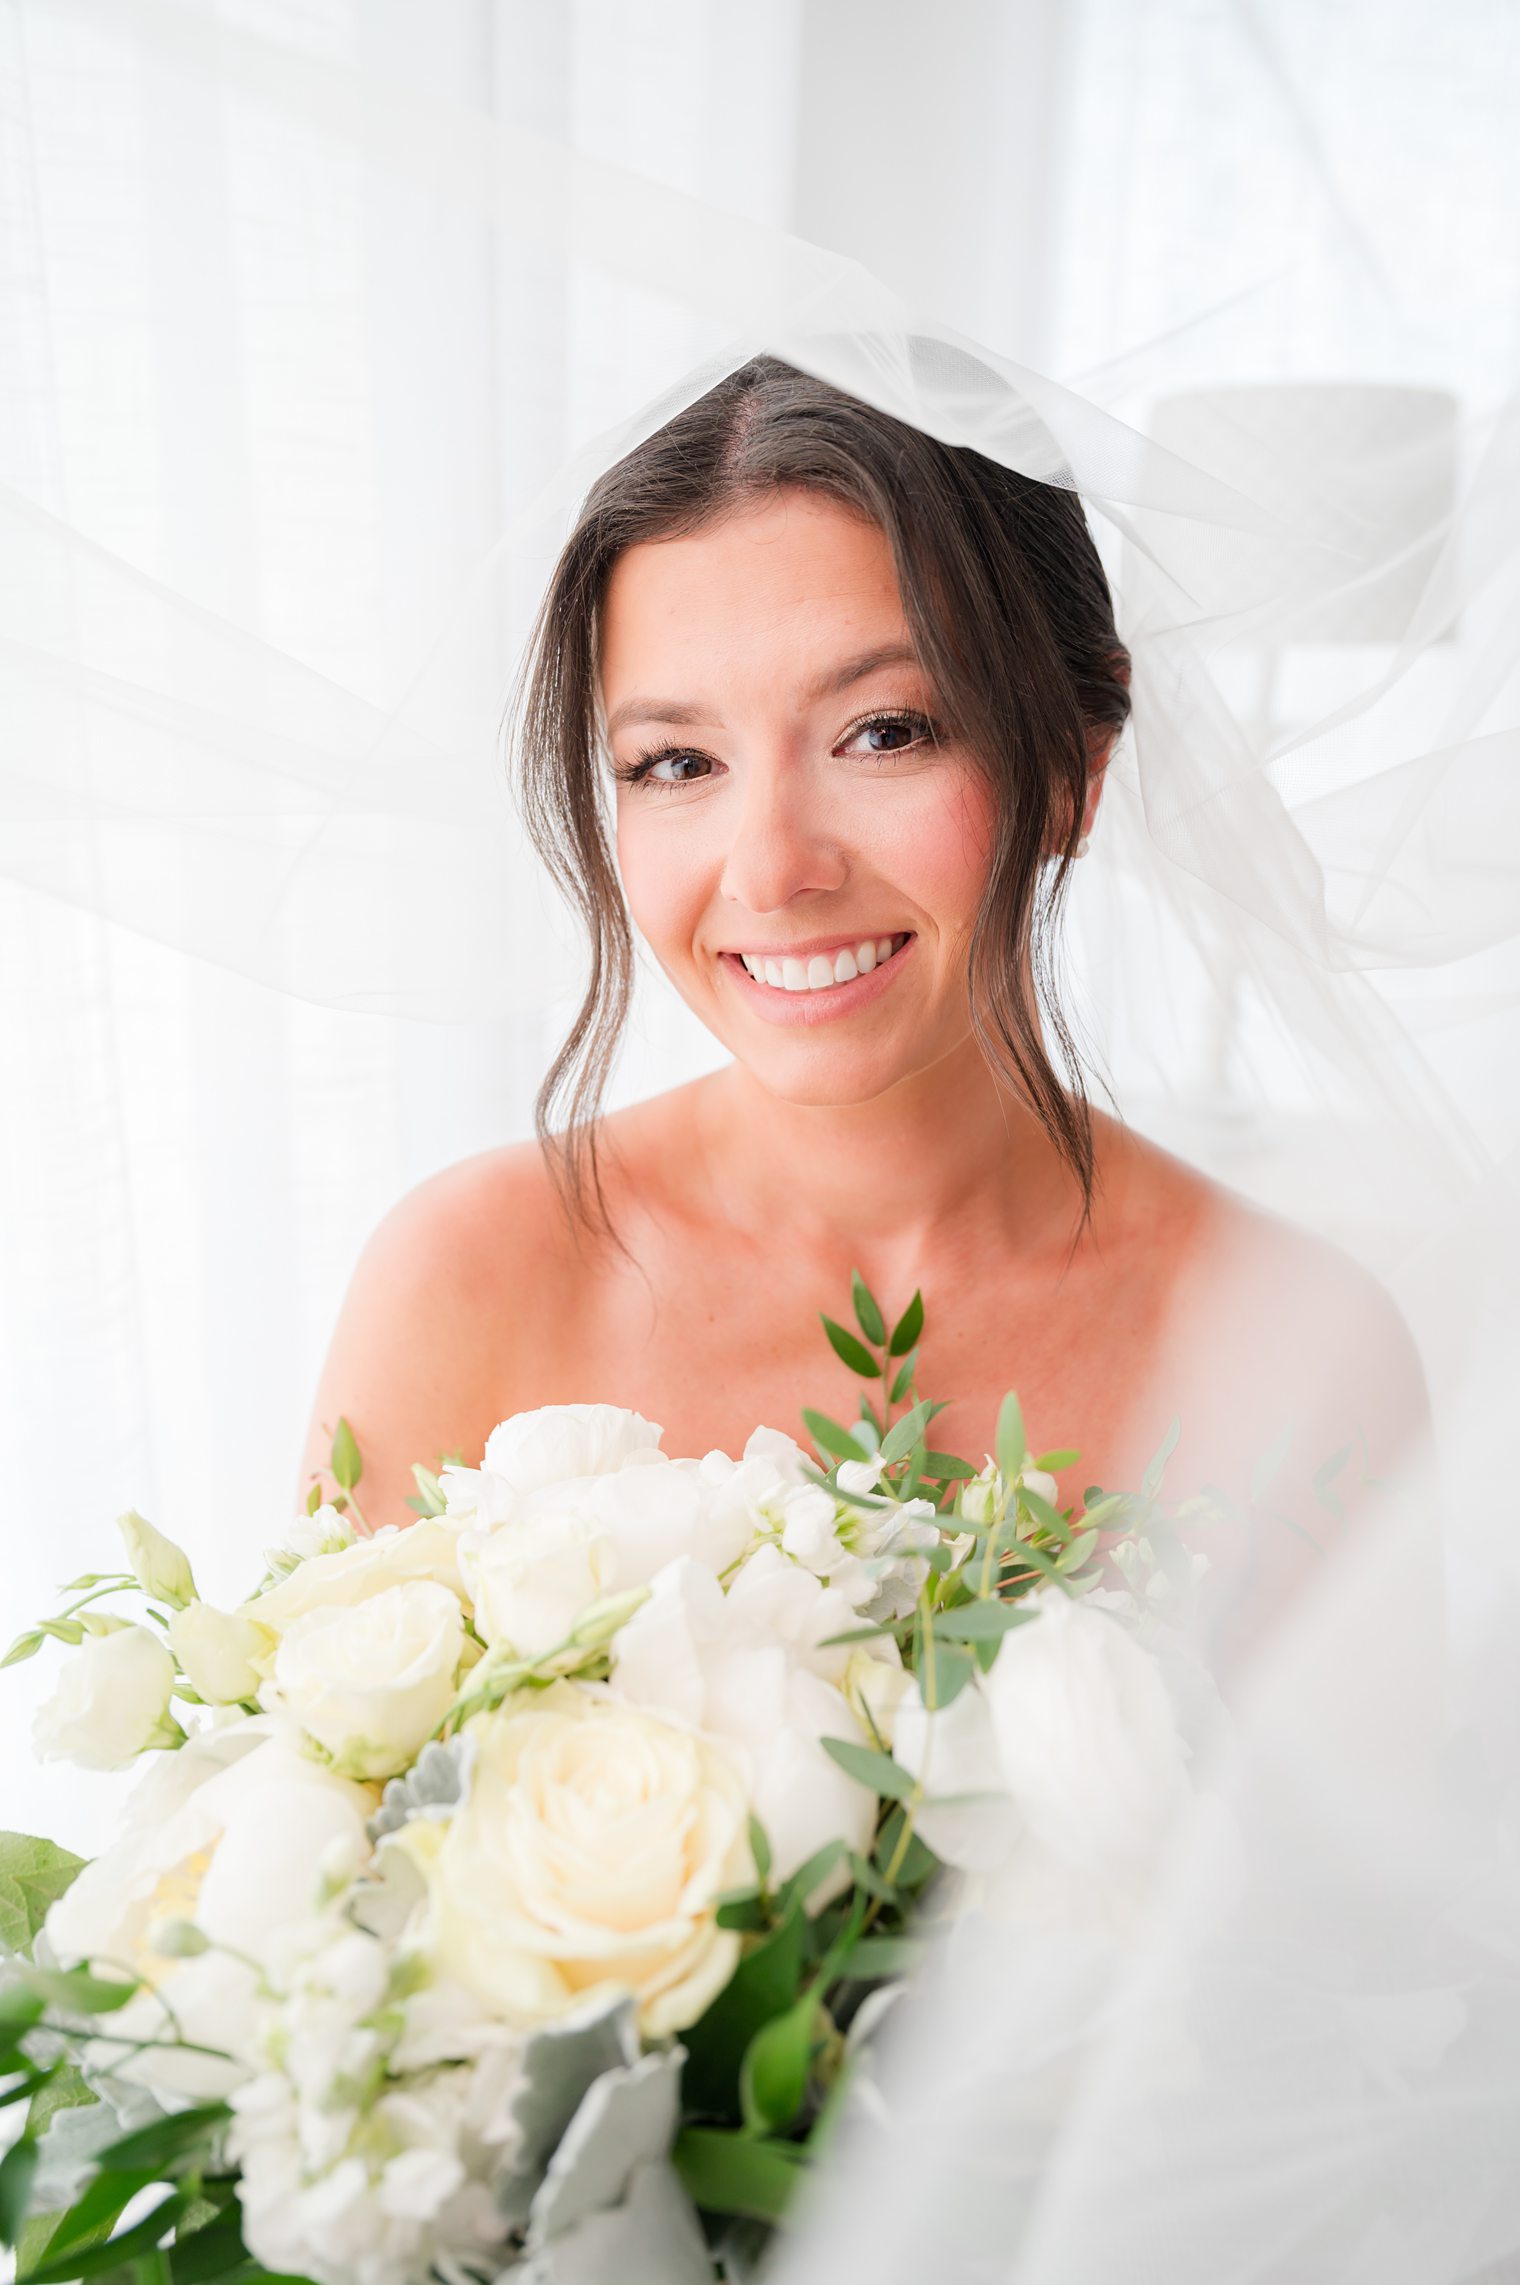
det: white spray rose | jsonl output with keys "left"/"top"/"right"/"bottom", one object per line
{"left": 44, "top": 1719, "right": 374, "bottom": 2093}
{"left": 400, "top": 1681, "right": 749, "bottom": 2037}
{"left": 264, "top": 1501, "right": 357, "bottom": 1577}
{"left": 458, "top": 1512, "right": 616, "bottom": 1658}
{"left": 169, "top": 1601, "right": 263, "bottom": 1704}
{"left": 265, "top": 1581, "right": 465, "bottom": 1781}
{"left": 610, "top": 1549, "right": 887, "bottom": 1891}
{"left": 33, "top": 1624, "right": 179, "bottom": 1771}
{"left": 240, "top": 1518, "right": 467, "bottom": 1670}
{"left": 895, "top": 1589, "right": 1192, "bottom": 1908}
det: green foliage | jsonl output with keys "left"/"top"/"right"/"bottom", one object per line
{"left": 673, "top": 2128, "right": 807, "bottom": 2224}
{"left": 995, "top": 1390, "right": 1027, "bottom": 1484}
{"left": 818, "top": 1737, "right": 915, "bottom": 1802}
{"left": 849, "top": 1270, "right": 886, "bottom": 1348}
{"left": 888, "top": 1290, "right": 924, "bottom": 1357}
{"left": 739, "top": 1990, "right": 819, "bottom": 2133}
{"left": 682, "top": 1900, "right": 806, "bottom": 2119}
{"left": 329, "top": 1414, "right": 362, "bottom": 1493}
{"left": 0, "top": 1834, "right": 86, "bottom": 1958}
{"left": 819, "top": 1317, "right": 882, "bottom": 1379}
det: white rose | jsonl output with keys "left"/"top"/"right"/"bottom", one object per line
{"left": 169, "top": 1601, "right": 263, "bottom": 1703}
{"left": 33, "top": 1625, "right": 178, "bottom": 1771}
{"left": 895, "top": 1590, "right": 1191, "bottom": 1893}
{"left": 610, "top": 1551, "right": 883, "bottom": 1891}
{"left": 241, "top": 1518, "right": 467, "bottom": 1667}
{"left": 45, "top": 1719, "right": 373, "bottom": 2093}
{"left": 265, "top": 1581, "right": 465, "bottom": 1780}
{"left": 458, "top": 1513, "right": 616, "bottom": 1658}
{"left": 401, "top": 1681, "right": 749, "bottom": 2036}
{"left": 481, "top": 1404, "right": 663, "bottom": 1500}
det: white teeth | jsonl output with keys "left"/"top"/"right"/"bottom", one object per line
{"left": 736, "top": 936, "right": 905, "bottom": 990}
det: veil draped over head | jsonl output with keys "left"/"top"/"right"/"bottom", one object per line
{"left": 5, "top": 3, "right": 1520, "bottom": 2278}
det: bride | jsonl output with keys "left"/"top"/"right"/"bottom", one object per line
{"left": 294, "top": 353, "right": 1430, "bottom": 1674}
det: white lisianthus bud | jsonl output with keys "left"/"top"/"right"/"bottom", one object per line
{"left": 958, "top": 1466, "right": 1000, "bottom": 1526}
{"left": 1019, "top": 1467, "right": 1060, "bottom": 1508}
{"left": 118, "top": 1510, "right": 197, "bottom": 1610}
{"left": 168, "top": 1601, "right": 262, "bottom": 1704}
{"left": 459, "top": 1513, "right": 616, "bottom": 1659}
{"left": 33, "top": 1625, "right": 180, "bottom": 1771}
{"left": 837, "top": 1457, "right": 884, "bottom": 1497}
{"left": 843, "top": 1646, "right": 911, "bottom": 1747}
{"left": 267, "top": 1580, "right": 465, "bottom": 1781}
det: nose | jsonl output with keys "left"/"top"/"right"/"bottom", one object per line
{"left": 717, "top": 754, "right": 849, "bottom": 914}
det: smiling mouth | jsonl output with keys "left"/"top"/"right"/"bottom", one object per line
{"left": 729, "top": 932, "right": 913, "bottom": 995}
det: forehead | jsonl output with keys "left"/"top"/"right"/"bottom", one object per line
{"left": 598, "top": 491, "right": 913, "bottom": 713}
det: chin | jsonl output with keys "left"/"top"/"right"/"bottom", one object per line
{"left": 727, "top": 1032, "right": 938, "bottom": 1110}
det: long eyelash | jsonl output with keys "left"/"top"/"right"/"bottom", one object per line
{"left": 610, "top": 709, "right": 939, "bottom": 789}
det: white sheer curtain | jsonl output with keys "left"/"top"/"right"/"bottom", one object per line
{"left": 2, "top": 0, "right": 1515, "bottom": 1856}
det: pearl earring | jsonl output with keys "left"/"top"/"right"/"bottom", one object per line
{"left": 1075, "top": 833, "right": 1091, "bottom": 859}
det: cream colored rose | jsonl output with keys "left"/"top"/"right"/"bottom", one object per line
{"left": 240, "top": 1518, "right": 467, "bottom": 1672}
{"left": 458, "top": 1512, "right": 615, "bottom": 1658}
{"left": 169, "top": 1601, "right": 263, "bottom": 1704}
{"left": 264, "top": 1580, "right": 465, "bottom": 1780}
{"left": 33, "top": 1625, "right": 178, "bottom": 1771}
{"left": 403, "top": 1681, "right": 749, "bottom": 2037}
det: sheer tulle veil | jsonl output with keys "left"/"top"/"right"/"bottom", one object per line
{"left": 5, "top": 6, "right": 1520, "bottom": 2278}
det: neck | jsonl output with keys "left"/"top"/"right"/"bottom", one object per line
{"left": 693, "top": 1034, "right": 1091, "bottom": 1289}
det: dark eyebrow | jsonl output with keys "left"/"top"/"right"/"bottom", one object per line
{"left": 602, "top": 641, "right": 922, "bottom": 738}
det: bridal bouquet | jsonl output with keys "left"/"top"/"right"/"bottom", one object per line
{"left": 0, "top": 1281, "right": 1212, "bottom": 2285}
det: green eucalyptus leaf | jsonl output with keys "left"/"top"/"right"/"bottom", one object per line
{"left": 849, "top": 1272, "right": 886, "bottom": 1349}
{"left": 304, "top": 1479, "right": 323, "bottom": 1517}
{"left": 715, "top": 1892, "right": 768, "bottom": 1933}
{"left": 818, "top": 1737, "right": 914, "bottom": 1802}
{"left": 835, "top": 1934, "right": 925, "bottom": 1979}
{"left": 931, "top": 1601, "right": 1039, "bottom": 1643}
{"left": 921, "top": 1451, "right": 977, "bottom": 1481}
{"left": 329, "top": 1416, "right": 363, "bottom": 1493}
{"left": 1034, "top": 1446, "right": 1080, "bottom": 1472}
{"left": 877, "top": 1399, "right": 944, "bottom": 1467}
{"left": 777, "top": 1837, "right": 848, "bottom": 1916}
{"left": 21, "top": 1966, "right": 139, "bottom": 2017}
{"left": 995, "top": 1392, "right": 1027, "bottom": 1484}
{"left": 18, "top": 2188, "right": 188, "bottom": 2282}
{"left": 1055, "top": 1529, "right": 1100, "bottom": 1572}
{"left": 1019, "top": 1487, "right": 1073, "bottom": 1541}
{"left": 924, "top": 1642, "right": 976, "bottom": 1708}
{"left": 887, "top": 1290, "right": 924, "bottom": 1357}
{"left": 888, "top": 1352, "right": 917, "bottom": 1406}
{"left": 820, "top": 1318, "right": 882, "bottom": 1379}
{"left": 800, "top": 1410, "right": 867, "bottom": 1466}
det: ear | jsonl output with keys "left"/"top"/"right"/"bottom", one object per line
{"left": 1080, "top": 726, "right": 1117, "bottom": 838}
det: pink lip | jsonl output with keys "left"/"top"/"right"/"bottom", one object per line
{"left": 719, "top": 934, "right": 916, "bottom": 1026}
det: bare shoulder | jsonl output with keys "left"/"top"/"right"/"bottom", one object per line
{"left": 292, "top": 1137, "right": 582, "bottom": 1532}
{"left": 1096, "top": 1112, "right": 1428, "bottom": 1412}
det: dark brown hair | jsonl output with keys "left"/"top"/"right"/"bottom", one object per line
{"left": 511, "top": 351, "right": 1131, "bottom": 1238}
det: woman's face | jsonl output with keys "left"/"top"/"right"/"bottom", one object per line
{"left": 600, "top": 489, "right": 998, "bottom": 1109}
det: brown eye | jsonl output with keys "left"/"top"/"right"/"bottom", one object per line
{"left": 840, "top": 710, "right": 937, "bottom": 757}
